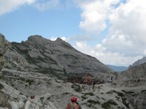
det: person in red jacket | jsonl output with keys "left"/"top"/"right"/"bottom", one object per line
{"left": 66, "top": 97, "right": 82, "bottom": 109}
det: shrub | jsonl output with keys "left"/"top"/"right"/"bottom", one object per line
{"left": 141, "top": 90, "right": 146, "bottom": 94}
{"left": 122, "top": 90, "right": 136, "bottom": 96}
{"left": 26, "top": 79, "right": 34, "bottom": 85}
{"left": 102, "top": 100, "right": 117, "bottom": 109}
{"left": 0, "top": 76, "right": 4, "bottom": 80}
{"left": 81, "top": 96, "right": 87, "bottom": 100}
{"left": 84, "top": 92, "right": 94, "bottom": 96}
{"left": 122, "top": 98, "right": 129, "bottom": 108}
{"left": 0, "top": 83, "right": 4, "bottom": 90}
{"left": 87, "top": 99, "right": 100, "bottom": 105}
{"left": 107, "top": 90, "right": 125, "bottom": 97}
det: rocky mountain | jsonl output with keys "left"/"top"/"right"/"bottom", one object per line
{"left": 129, "top": 56, "right": 146, "bottom": 68}
{"left": 3, "top": 35, "right": 112, "bottom": 79}
{"left": 0, "top": 67, "right": 146, "bottom": 109}
{"left": 0, "top": 34, "right": 146, "bottom": 109}
{"left": 121, "top": 62, "right": 146, "bottom": 80}
{"left": 116, "top": 62, "right": 146, "bottom": 109}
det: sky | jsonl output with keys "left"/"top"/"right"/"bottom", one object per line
{"left": 0, "top": 0, "right": 146, "bottom": 67}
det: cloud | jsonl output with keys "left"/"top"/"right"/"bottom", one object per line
{"left": 74, "top": 0, "right": 146, "bottom": 66}
{"left": 106, "top": 0, "right": 146, "bottom": 56}
{"left": 33, "top": 0, "right": 60, "bottom": 11}
{"left": 0, "top": 0, "right": 61, "bottom": 15}
{"left": 0, "top": 0, "right": 35, "bottom": 15}
{"left": 74, "top": 41, "right": 142, "bottom": 66}
{"left": 78, "top": 0, "right": 120, "bottom": 34}
{"left": 50, "top": 36, "right": 68, "bottom": 42}
{"left": 1, "top": 0, "right": 146, "bottom": 66}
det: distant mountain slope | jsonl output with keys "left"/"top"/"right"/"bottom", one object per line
{"left": 107, "top": 65, "right": 128, "bottom": 72}
{"left": 129, "top": 56, "right": 146, "bottom": 68}
{"left": 121, "top": 62, "right": 146, "bottom": 79}
{"left": 4, "top": 35, "right": 112, "bottom": 79}
{"left": 120, "top": 56, "right": 146, "bottom": 80}
{"left": 1, "top": 34, "right": 146, "bottom": 109}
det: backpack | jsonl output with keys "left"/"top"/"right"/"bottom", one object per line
{"left": 67, "top": 103, "right": 79, "bottom": 109}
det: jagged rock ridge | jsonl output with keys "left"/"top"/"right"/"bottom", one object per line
{"left": 117, "top": 61, "right": 146, "bottom": 109}
{"left": 129, "top": 56, "right": 146, "bottom": 68}
{"left": 122, "top": 62, "right": 146, "bottom": 79}
{"left": 1, "top": 34, "right": 146, "bottom": 109}
{"left": 4, "top": 35, "right": 112, "bottom": 79}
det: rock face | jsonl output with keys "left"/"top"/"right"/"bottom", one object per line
{"left": 134, "top": 90, "right": 146, "bottom": 109}
{"left": 129, "top": 56, "right": 146, "bottom": 68}
{"left": 0, "top": 34, "right": 146, "bottom": 109}
{"left": 1, "top": 72, "right": 145, "bottom": 109}
{"left": 116, "top": 62, "right": 146, "bottom": 109}
{"left": 4, "top": 35, "right": 112, "bottom": 79}
{"left": 0, "top": 33, "right": 9, "bottom": 71}
{"left": 121, "top": 62, "right": 146, "bottom": 80}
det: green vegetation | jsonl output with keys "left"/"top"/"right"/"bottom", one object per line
{"left": 84, "top": 92, "right": 94, "bottom": 96}
{"left": 87, "top": 99, "right": 100, "bottom": 105}
{"left": 62, "top": 92, "right": 70, "bottom": 95}
{"left": 81, "top": 92, "right": 94, "bottom": 100}
{"left": 107, "top": 90, "right": 130, "bottom": 108}
{"left": 72, "top": 84, "right": 81, "bottom": 92}
{"left": 102, "top": 100, "right": 117, "bottom": 109}
{"left": 115, "top": 91, "right": 125, "bottom": 97}
{"left": 0, "top": 76, "right": 4, "bottom": 80}
{"left": 26, "top": 79, "right": 34, "bottom": 85}
{"left": 81, "top": 96, "right": 88, "bottom": 100}
{"left": 17, "top": 77, "right": 34, "bottom": 86}
{"left": 107, "top": 90, "right": 125, "bottom": 97}
{"left": 122, "top": 90, "right": 136, "bottom": 96}
{"left": 38, "top": 67, "right": 65, "bottom": 80}
{"left": 82, "top": 99, "right": 100, "bottom": 108}
{"left": 18, "top": 77, "right": 25, "bottom": 81}
{"left": 0, "top": 83, "right": 4, "bottom": 90}
{"left": 122, "top": 98, "right": 129, "bottom": 108}
{"left": 63, "top": 68, "right": 67, "bottom": 76}
{"left": 57, "top": 85, "right": 62, "bottom": 88}
{"left": 141, "top": 90, "right": 146, "bottom": 94}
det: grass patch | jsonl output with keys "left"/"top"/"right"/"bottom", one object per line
{"left": 84, "top": 92, "right": 94, "bottom": 96}
{"left": 25, "top": 79, "right": 34, "bottom": 85}
{"left": 81, "top": 96, "right": 88, "bottom": 100}
{"left": 102, "top": 100, "right": 117, "bottom": 109}
{"left": 107, "top": 90, "right": 125, "bottom": 97}
{"left": 57, "top": 85, "right": 62, "bottom": 88}
{"left": 122, "top": 90, "right": 136, "bottom": 96}
{"left": 81, "top": 92, "right": 94, "bottom": 101}
{"left": 122, "top": 98, "right": 129, "bottom": 108}
{"left": 0, "top": 76, "right": 5, "bottom": 80}
{"left": 141, "top": 90, "right": 146, "bottom": 94}
{"left": 87, "top": 99, "right": 100, "bottom": 105}
{"left": 0, "top": 83, "right": 4, "bottom": 90}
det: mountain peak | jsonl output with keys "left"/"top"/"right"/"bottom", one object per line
{"left": 26, "top": 35, "right": 51, "bottom": 45}
{"left": 28, "top": 35, "right": 43, "bottom": 41}
{"left": 54, "top": 37, "right": 74, "bottom": 49}
{"left": 4, "top": 35, "right": 112, "bottom": 79}
{"left": 55, "top": 37, "right": 64, "bottom": 41}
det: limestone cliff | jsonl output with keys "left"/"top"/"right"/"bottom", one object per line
{"left": 4, "top": 35, "right": 112, "bottom": 79}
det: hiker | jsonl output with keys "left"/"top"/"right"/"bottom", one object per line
{"left": 75, "top": 98, "right": 82, "bottom": 109}
{"left": 66, "top": 97, "right": 82, "bottom": 109}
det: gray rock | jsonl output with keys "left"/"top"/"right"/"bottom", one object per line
{"left": 0, "top": 33, "right": 9, "bottom": 71}
{"left": 4, "top": 35, "right": 112, "bottom": 80}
